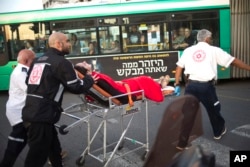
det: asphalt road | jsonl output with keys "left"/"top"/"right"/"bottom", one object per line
{"left": 0, "top": 78, "right": 250, "bottom": 167}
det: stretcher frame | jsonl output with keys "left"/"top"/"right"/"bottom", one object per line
{"left": 59, "top": 88, "right": 149, "bottom": 167}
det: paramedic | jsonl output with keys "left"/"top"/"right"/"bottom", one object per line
{"left": 174, "top": 29, "right": 250, "bottom": 150}
{"left": 0, "top": 49, "right": 35, "bottom": 167}
{"left": 22, "top": 32, "right": 95, "bottom": 167}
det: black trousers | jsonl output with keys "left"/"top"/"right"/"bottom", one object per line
{"left": 185, "top": 81, "right": 225, "bottom": 136}
{"left": 0, "top": 123, "right": 27, "bottom": 167}
{"left": 24, "top": 122, "right": 63, "bottom": 167}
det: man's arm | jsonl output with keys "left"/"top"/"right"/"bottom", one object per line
{"left": 178, "top": 43, "right": 189, "bottom": 49}
{"left": 231, "top": 58, "right": 250, "bottom": 71}
{"left": 175, "top": 66, "right": 183, "bottom": 86}
{"left": 60, "top": 60, "right": 94, "bottom": 94}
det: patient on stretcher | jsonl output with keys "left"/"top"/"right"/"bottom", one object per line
{"left": 74, "top": 61, "right": 174, "bottom": 104}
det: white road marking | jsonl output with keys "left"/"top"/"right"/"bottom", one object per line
{"left": 107, "top": 136, "right": 234, "bottom": 167}
{"left": 231, "top": 124, "right": 250, "bottom": 138}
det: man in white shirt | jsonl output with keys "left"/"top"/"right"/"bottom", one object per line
{"left": 174, "top": 29, "right": 250, "bottom": 151}
{"left": 0, "top": 49, "right": 35, "bottom": 167}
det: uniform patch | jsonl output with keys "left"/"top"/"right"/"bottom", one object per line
{"left": 22, "top": 67, "right": 27, "bottom": 73}
{"left": 193, "top": 50, "right": 206, "bottom": 62}
{"left": 28, "top": 63, "right": 46, "bottom": 85}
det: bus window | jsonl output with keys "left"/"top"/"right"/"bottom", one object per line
{"left": 171, "top": 25, "right": 196, "bottom": 50}
{"left": 172, "top": 27, "right": 185, "bottom": 49}
{"left": 170, "top": 21, "right": 219, "bottom": 49}
{"left": 0, "top": 26, "right": 9, "bottom": 66}
{"left": 99, "top": 26, "right": 121, "bottom": 54}
{"left": 0, "top": 31, "right": 4, "bottom": 54}
{"left": 170, "top": 11, "right": 219, "bottom": 49}
{"left": 51, "top": 19, "right": 98, "bottom": 56}
{"left": 123, "top": 24, "right": 166, "bottom": 52}
{"left": 69, "top": 33, "right": 81, "bottom": 55}
{"left": 146, "top": 24, "right": 163, "bottom": 51}
{"left": 122, "top": 25, "right": 143, "bottom": 53}
{"left": 81, "top": 28, "right": 97, "bottom": 56}
{"left": 5, "top": 22, "right": 49, "bottom": 59}
{"left": 59, "top": 27, "right": 97, "bottom": 56}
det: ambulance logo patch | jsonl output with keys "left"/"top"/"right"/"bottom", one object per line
{"left": 193, "top": 50, "right": 206, "bottom": 62}
{"left": 28, "top": 63, "right": 45, "bottom": 85}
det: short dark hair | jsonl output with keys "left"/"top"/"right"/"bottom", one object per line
{"left": 74, "top": 65, "right": 87, "bottom": 76}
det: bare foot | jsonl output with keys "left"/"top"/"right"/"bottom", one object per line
{"left": 164, "top": 75, "right": 170, "bottom": 84}
{"left": 161, "top": 75, "right": 170, "bottom": 88}
{"left": 158, "top": 76, "right": 164, "bottom": 84}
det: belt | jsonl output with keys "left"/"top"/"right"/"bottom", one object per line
{"left": 188, "top": 79, "right": 215, "bottom": 84}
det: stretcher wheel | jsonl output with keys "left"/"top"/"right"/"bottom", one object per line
{"left": 117, "top": 140, "right": 124, "bottom": 150}
{"left": 59, "top": 125, "right": 69, "bottom": 135}
{"left": 118, "top": 145, "right": 124, "bottom": 150}
{"left": 76, "top": 156, "right": 85, "bottom": 166}
{"left": 141, "top": 151, "right": 148, "bottom": 161}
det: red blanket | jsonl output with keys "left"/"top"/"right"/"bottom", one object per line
{"left": 92, "top": 71, "right": 164, "bottom": 102}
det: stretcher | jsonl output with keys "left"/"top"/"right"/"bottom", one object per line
{"left": 58, "top": 73, "right": 154, "bottom": 167}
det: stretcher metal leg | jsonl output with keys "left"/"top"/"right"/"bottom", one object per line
{"left": 143, "top": 99, "right": 149, "bottom": 160}
{"left": 104, "top": 113, "right": 135, "bottom": 167}
{"left": 59, "top": 90, "right": 150, "bottom": 166}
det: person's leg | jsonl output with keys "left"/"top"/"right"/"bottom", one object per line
{"left": 48, "top": 126, "right": 63, "bottom": 167}
{"left": 0, "top": 123, "right": 27, "bottom": 167}
{"left": 24, "top": 123, "right": 51, "bottom": 167}
{"left": 198, "top": 83, "right": 225, "bottom": 137}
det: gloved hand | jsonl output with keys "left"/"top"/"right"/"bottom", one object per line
{"left": 174, "top": 85, "right": 181, "bottom": 96}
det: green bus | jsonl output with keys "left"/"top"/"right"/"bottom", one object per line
{"left": 0, "top": 0, "right": 230, "bottom": 91}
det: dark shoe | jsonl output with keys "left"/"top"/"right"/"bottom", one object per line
{"left": 214, "top": 127, "right": 227, "bottom": 140}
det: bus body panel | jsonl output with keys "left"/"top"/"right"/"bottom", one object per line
{"left": 0, "top": 61, "right": 16, "bottom": 91}
{"left": 0, "top": 0, "right": 229, "bottom": 24}
{"left": 0, "top": 0, "right": 230, "bottom": 90}
{"left": 218, "top": 9, "right": 231, "bottom": 79}
{"left": 67, "top": 51, "right": 179, "bottom": 81}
